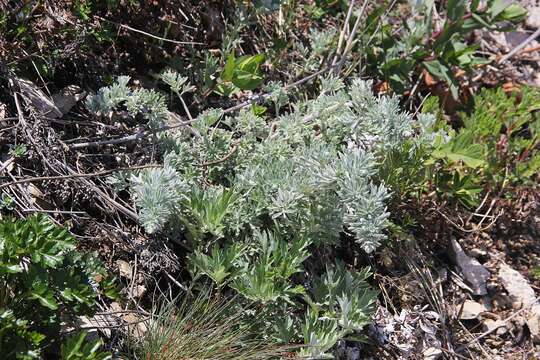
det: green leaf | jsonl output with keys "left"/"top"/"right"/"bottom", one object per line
{"left": 445, "top": 144, "right": 484, "bottom": 168}
{"left": 432, "top": 132, "right": 486, "bottom": 168}
{"left": 30, "top": 290, "right": 59, "bottom": 310}
{"left": 214, "top": 82, "right": 238, "bottom": 97}
{"left": 497, "top": 4, "right": 528, "bottom": 22}
{"left": 0, "top": 263, "right": 23, "bottom": 273}
{"left": 232, "top": 54, "right": 265, "bottom": 90}
{"left": 232, "top": 70, "right": 264, "bottom": 90}
{"left": 236, "top": 54, "right": 265, "bottom": 73}
{"left": 0, "top": 215, "right": 111, "bottom": 359}
{"left": 61, "top": 332, "right": 111, "bottom": 360}
{"left": 423, "top": 60, "right": 459, "bottom": 99}
{"left": 251, "top": 104, "right": 267, "bottom": 115}
{"left": 40, "top": 252, "right": 64, "bottom": 268}
{"left": 516, "top": 153, "right": 540, "bottom": 178}
{"left": 469, "top": 13, "right": 493, "bottom": 30}
{"left": 221, "top": 54, "right": 236, "bottom": 82}
{"left": 447, "top": 0, "right": 466, "bottom": 21}
{"left": 490, "top": 0, "right": 512, "bottom": 18}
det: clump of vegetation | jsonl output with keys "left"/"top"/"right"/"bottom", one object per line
{"left": 1, "top": 0, "right": 539, "bottom": 358}
{"left": 132, "top": 290, "right": 287, "bottom": 360}
{"left": 423, "top": 86, "right": 540, "bottom": 207}
{"left": 363, "top": 0, "right": 527, "bottom": 97}
{"left": 91, "top": 71, "right": 439, "bottom": 356}
{"left": 0, "top": 215, "right": 114, "bottom": 359}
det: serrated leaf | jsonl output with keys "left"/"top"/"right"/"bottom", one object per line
{"left": 432, "top": 132, "right": 486, "bottom": 168}
{"left": 445, "top": 144, "right": 484, "bottom": 168}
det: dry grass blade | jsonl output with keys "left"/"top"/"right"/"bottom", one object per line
{"left": 405, "top": 252, "right": 454, "bottom": 354}
{"left": 334, "top": 0, "right": 370, "bottom": 75}
{"left": 133, "top": 290, "right": 294, "bottom": 360}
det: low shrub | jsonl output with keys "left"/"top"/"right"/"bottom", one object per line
{"left": 92, "top": 73, "right": 439, "bottom": 357}
{"left": 0, "top": 215, "right": 114, "bottom": 359}
{"left": 423, "top": 86, "right": 540, "bottom": 207}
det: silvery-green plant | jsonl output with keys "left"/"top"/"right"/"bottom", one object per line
{"left": 86, "top": 75, "right": 169, "bottom": 128}
{"left": 93, "top": 75, "right": 435, "bottom": 357}
{"left": 99, "top": 75, "right": 426, "bottom": 252}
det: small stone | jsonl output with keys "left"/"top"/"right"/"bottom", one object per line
{"left": 496, "top": 326, "right": 508, "bottom": 336}
{"left": 459, "top": 300, "right": 488, "bottom": 320}
{"left": 27, "top": 184, "right": 44, "bottom": 200}
{"left": 469, "top": 248, "right": 487, "bottom": 258}
{"left": 527, "top": 316, "right": 540, "bottom": 340}
{"left": 116, "top": 259, "right": 132, "bottom": 279}
{"left": 124, "top": 312, "right": 147, "bottom": 339}
{"left": 423, "top": 347, "right": 442, "bottom": 360}
{"left": 483, "top": 318, "right": 505, "bottom": 333}
{"left": 499, "top": 264, "right": 536, "bottom": 304}
{"left": 526, "top": 7, "right": 540, "bottom": 29}
{"left": 451, "top": 239, "right": 490, "bottom": 295}
{"left": 131, "top": 284, "right": 146, "bottom": 298}
{"left": 499, "top": 263, "right": 540, "bottom": 343}
{"left": 511, "top": 315, "right": 527, "bottom": 330}
{"left": 51, "top": 85, "right": 86, "bottom": 117}
{"left": 78, "top": 314, "right": 113, "bottom": 338}
{"left": 491, "top": 340, "right": 504, "bottom": 348}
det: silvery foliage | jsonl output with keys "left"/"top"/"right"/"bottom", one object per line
{"left": 416, "top": 112, "right": 451, "bottom": 145}
{"left": 98, "top": 77, "right": 429, "bottom": 253}
{"left": 94, "top": 76, "right": 432, "bottom": 357}
{"left": 300, "top": 264, "right": 377, "bottom": 358}
{"left": 160, "top": 69, "right": 191, "bottom": 94}
{"left": 85, "top": 76, "right": 168, "bottom": 128}
{"left": 296, "top": 29, "right": 337, "bottom": 73}
{"left": 130, "top": 166, "right": 188, "bottom": 234}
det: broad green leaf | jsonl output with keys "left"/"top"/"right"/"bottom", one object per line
{"left": 423, "top": 60, "right": 459, "bottom": 99}
{"left": 423, "top": 60, "right": 449, "bottom": 79}
{"left": 232, "top": 70, "right": 264, "bottom": 90}
{"left": 432, "top": 132, "right": 486, "bottom": 168}
{"left": 490, "top": 0, "right": 512, "bottom": 18}
{"left": 447, "top": 0, "right": 466, "bottom": 21}
{"left": 0, "top": 263, "right": 23, "bottom": 273}
{"left": 221, "top": 54, "right": 236, "bottom": 82}
{"left": 231, "top": 54, "right": 265, "bottom": 90}
{"left": 445, "top": 143, "right": 485, "bottom": 168}
{"left": 497, "top": 4, "right": 528, "bottom": 22}
{"left": 236, "top": 54, "right": 265, "bottom": 73}
{"left": 40, "top": 252, "right": 63, "bottom": 268}
{"left": 30, "top": 290, "right": 59, "bottom": 310}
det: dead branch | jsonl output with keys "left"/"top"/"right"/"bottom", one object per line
{"left": 0, "top": 164, "right": 161, "bottom": 190}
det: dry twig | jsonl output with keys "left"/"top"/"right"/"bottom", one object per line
{"left": 498, "top": 28, "right": 540, "bottom": 64}
{"left": 0, "top": 164, "right": 161, "bottom": 190}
